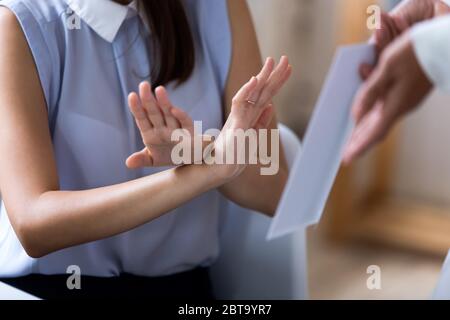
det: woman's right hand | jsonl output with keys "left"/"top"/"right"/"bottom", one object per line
{"left": 208, "top": 56, "right": 292, "bottom": 182}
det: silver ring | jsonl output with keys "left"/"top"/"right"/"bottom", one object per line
{"left": 246, "top": 100, "right": 257, "bottom": 105}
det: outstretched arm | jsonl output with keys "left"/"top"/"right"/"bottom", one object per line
{"left": 125, "top": 1, "right": 292, "bottom": 217}
{"left": 0, "top": 8, "right": 221, "bottom": 257}
{"left": 0, "top": 7, "right": 284, "bottom": 258}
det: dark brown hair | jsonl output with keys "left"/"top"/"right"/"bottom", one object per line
{"left": 118, "top": 0, "right": 196, "bottom": 87}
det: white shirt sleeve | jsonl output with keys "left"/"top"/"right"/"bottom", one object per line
{"left": 411, "top": 15, "right": 450, "bottom": 93}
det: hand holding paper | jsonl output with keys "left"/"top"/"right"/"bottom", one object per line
{"left": 267, "top": 44, "right": 376, "bottom": 240}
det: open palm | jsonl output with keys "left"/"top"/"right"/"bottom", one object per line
{"left": 126, "top": 83, "right": 195, "bottom": 168}
{"left": 127, "top": 57, "right": 292, "bottom": 170}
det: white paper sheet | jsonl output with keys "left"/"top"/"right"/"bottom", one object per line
{"left": 267, "top": 43, "right": 376, "bottom": 240}
{"left": 432, "top": 250, "right": 450, "bottom": 300}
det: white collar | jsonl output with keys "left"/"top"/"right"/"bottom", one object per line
{"left": 65, "top": 0, "right": 147, "bottom": 43}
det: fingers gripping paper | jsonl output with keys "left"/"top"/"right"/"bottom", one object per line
{"left": 268, "top": 44, "right": 376, "bottom": 240}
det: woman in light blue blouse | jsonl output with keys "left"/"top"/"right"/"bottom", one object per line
{"left": 0, "top": 0, "right": 291, "bottom": 298}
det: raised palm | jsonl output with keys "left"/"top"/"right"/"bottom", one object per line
{"left": 126, "top": 83, "right": 195, "bottom": 168}
{"left": 127, "top": 56, "right": 292, "bottom": 170}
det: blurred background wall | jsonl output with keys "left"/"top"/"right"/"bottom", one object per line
{"left": 247, "top": 0, "right": 337, "bottom": 135}
{"left": 392, "top": 91, "right": 450, "bottom": 205}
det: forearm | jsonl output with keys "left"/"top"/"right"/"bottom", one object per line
{"left": 16, "top": 164, "right": 221, "bottom": 258}
{"left": 219, "top": 163, "right": 288, "bottom": 216}
{"left": 217, "top": 117, "right": 289, "bottom": 215}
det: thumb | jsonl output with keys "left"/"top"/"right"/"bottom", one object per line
{"left": 435, "top": 1, "right": 450, "bottom": 17}
{"left": 126, "top": 148, "right": 153, "bottom": 169}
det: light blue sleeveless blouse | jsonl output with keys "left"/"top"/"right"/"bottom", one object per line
{"left": 0, "top": 0, "right": 231, "bottom": 277}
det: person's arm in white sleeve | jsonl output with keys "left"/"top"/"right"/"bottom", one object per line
{"left": 411, "top": 15, "right": 450, "bottom": 93}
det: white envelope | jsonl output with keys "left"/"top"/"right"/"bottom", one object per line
{"left": 267, "top": 43, "right": 376, "bottom": 240}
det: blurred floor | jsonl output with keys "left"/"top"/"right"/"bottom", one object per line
{"left": 308, "top": 231, "right": 445, "bottom": 300}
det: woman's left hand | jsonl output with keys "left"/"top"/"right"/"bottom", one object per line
{"left": 126, "top": 82, "right": 196, "bottom": 168}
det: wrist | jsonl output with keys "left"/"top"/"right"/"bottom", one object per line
{"left": 197, "top": 164, "right": 236, "bottom": 190}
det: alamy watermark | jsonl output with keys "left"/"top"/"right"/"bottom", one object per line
{"left": 66, "top": 265, "right": 81, "bottom": 290}
{"left": 366, "top": 265, "right": 382, "bottom": 290}
{"left": 65, "top": 5, "right": 81, "bottom": 31}
{"left": 367, "top": 5, "right": 382, "bottom": 30}
{"left": 170, "top": 121, "right": 280, "bottom": 176}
